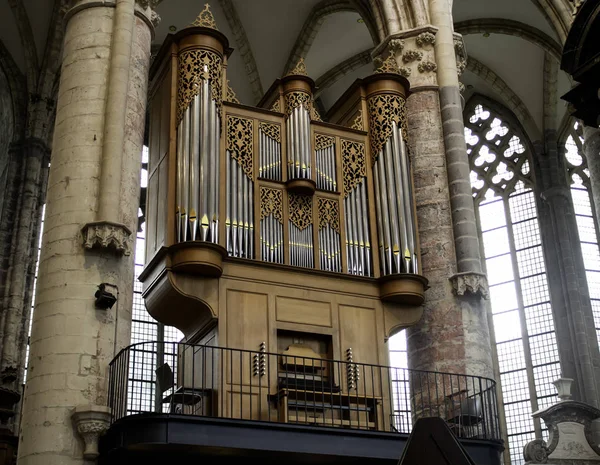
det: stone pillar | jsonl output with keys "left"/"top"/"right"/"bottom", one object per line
{"left": 369, "top": 4, "right": 493, "bottom": 378}
{"left": 535, "top": 132, "right": 600, "bottom": 408}
{"left": 16, "top": 1, "right": 154, "bottom": 464}
{"left": 583, "top": 127, "right": 600, "bottom": 227}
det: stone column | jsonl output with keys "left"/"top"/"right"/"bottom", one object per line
{"left": 535, "top": 131, "right": 600, "bottom": 408}
{"left": 16, "top": 1, "right": 155, "bottom": 464}
{"left": 583, "top": 127, "right": 600, "bottom": 226}
{"left": 369, "top": 0, "right": 493, "bottom": 378}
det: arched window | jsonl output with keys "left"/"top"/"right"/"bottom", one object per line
{"left": 563, "top": 122, "right": 600, "bottom": 344}
{"left": 466, "top": 100, "right": 560, "bottom": 465}
{"left": 129, "top": 146, "right": 183, "bottom": 414}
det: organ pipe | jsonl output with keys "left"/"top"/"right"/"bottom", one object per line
{"left": 176, "top": 63, "right": 221, "bottom": 245}
{"left": 259, "top": 123, "right": 282, "bottom": 181}
{"left": 226, "top": 115, "right": 255, "bottom": 259}
{"left": 315, "top": 136, "right": 336, "bottom": 191}
{"left": 371, "top": 124, "right": 417, "bottom": 275}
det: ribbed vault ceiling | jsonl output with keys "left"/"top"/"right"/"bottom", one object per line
{"left": 0, "top": 0, "right": 576, "bottom": 142}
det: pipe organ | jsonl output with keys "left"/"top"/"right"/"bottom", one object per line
{"left": 142, "top": 7, "right": 428, "bottom": 358}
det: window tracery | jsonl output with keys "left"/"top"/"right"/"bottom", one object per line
{"left": 466, "top": 101, "right": 559, "bottom": 465}
{"left": 563, "top": 121, "right": 600, "bottom": 345}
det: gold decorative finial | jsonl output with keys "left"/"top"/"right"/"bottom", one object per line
{"left": 287, "top": 57, "right": 308, "bottom": 76}
{"left": 190, "top": 3, "right": 218, "bottom": 30}
{"left": 374, "top": 54, "right": 400, "bottom": 75}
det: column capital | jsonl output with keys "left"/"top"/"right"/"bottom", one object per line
{"left": 81, "top": 221, "right": 133, "bottom": 255}
{"left": 450, "top": 272, "right": 489, "bottom": 299}
{"left": 72, "top": 405, "right": 111, "bottom": 460}
{"left": 372, "top": 28, "right": 467, "bottom": 93}
{"left": 65, "top": 0, "right": 159, "bottom": 30}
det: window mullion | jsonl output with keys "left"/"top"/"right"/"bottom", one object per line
{"left": 503, "top": 196, "right": 542, "bottom": 438}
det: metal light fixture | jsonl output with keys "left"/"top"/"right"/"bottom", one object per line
{"left": 95, "top": 284, "right": 117, "bottom": 310}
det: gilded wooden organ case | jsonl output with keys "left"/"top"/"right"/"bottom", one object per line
{"left": 140, "top": 13, "right": 428, "bottom": 391}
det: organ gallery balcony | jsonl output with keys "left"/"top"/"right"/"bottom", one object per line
{"left": 101, "top": 341, "right": 503, "bottom": 465}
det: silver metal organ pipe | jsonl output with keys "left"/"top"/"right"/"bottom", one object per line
{"left": 226, "top": 153, "right": 231, "bottom": 254}
{"left": 293, "top": 109, "right": 300, "bottom": 179}
{"left": 360, "top": 182, "right": 371, "bottom": 277}
{"left": 383, "top": 139, "right": 401, "bottom": 273}
{"left": 398, "top": 128, "right": 416, "bottom": 273}
{"left": 287, "top": 120, "right": 292, "bottom": 180}
{"left": 344, "top": 197, "right": 352, "bottom": 274}
{"left": 214, "top": 108, "right": 220, "bottom": 242}
{"left": 231, "top": 155, "right": 238, "bottom": 256}
{"left": 391, "top": 122, "right": 409, "bottom": 273}
{"left": 200, "top": 79, "right": 210, "bottom": 242}
{"left": 237, "top": 163, "right": 244, "bottom": 257}
{"left": 249, "top": 181, "right": 254, "bottom": 259}
{"left": 176, "top": 120, "right": 184, "bottom": 243}
{"left": 377, "top": 149, "right": 392, "bottom": 274}
{"left": 189, "top": 94, "right": 199, "bottom": 242}
{"left": 330, "top": 146, "right": 336, "bottom": 191}
{"left": 373, "top": 163, "right": 385, "bottom": 275}
{"left": 181, "top": 108, "right": 190, "bottom": 243}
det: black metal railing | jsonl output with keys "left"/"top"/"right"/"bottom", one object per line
{"left": 108, "top": 342, "right": 501, "bottom": 441}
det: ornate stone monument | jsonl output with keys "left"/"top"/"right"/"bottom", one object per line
{"left": 524, "top": 378, "right": 600, "bottom": 464}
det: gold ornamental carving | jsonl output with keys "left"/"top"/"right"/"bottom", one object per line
{"left": 227, "top": 116, "right": 253, "bottom": 178}
{"left": 177, "top": 49, "right": 223, "bottom": 125}
{"left": 341, "top": 139, "right": 366, "bottom": 197}
{"left": 311, "top": 103, "right": 322, "bottom": 122}
{"left": 260, "top": 187, "right": 283, "bottom": 223}
{"left": 284, "top": 91, "right": 312, "bottom": 117}
{"left": 270, "top": 99, "right": 281, "bottom": 112}
{"left": 289, "top": 193, "right": 313, "bottom": 230}
{"left": 374, "top": 55, "right": 401, "bottom": 75}
{"left": 226, "top": 80, "right": 240, "bottom": 104}
{"left": 350, "top": 110, "right": 363, "bottom": 131}
{"left": 315, "top": 134, "right": 334, "bottom": 151}
{"left": 318, "top": 198, "right": 340, "bottom": 232}
{"left": 259, "top": 122, "right": 281, "bottom": 143}
{"left": 367, "top": 94, "right": 408, "bottom": 160}
{"left": 286, "top": 57, "right": 308, "bottom": 77}
{"left": 190, "top": 3, "right": 218, "bottom": 29}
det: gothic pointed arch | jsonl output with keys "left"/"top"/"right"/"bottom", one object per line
{"left": 465, "top": 95, "right": 562, "bottom": 464}
{"left": 283, "top": 0, "right": 378, "bottom": 75}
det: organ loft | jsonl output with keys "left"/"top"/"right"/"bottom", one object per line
{"left": 6, "top": 1, "right": 600, "bottom": 465}
{"left": 142, "top": 6, "right": 426, "bottom": 344}
{"left": 137, "top": 5, "right": 433, "bottom": 430}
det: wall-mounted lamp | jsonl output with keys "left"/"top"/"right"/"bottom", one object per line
{"left": 95, "top": 284, "right": 117, "bottom": 310}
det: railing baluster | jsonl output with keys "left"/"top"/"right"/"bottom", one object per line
{"left": 106, "top": 342, "right": 501, "bottom": 444}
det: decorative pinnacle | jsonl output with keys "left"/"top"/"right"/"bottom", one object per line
{"left": 287, "top": 57, "right": 308, "bottom": 77}
{"left": 190, "top": 3, "right": 218, "bottom": 30}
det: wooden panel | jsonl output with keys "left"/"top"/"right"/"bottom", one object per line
{"left": 146, "top": 171, "right": 158, "bottom": 258}
{"left": 149, "top": 99, "right": 161, "bottom": 174}
{"left": 156, "top": 157, "right": 168, "bottom": 249}
{"left": 159, "top": 70, "right": 171, "bottom": 161}
{"left": 225, "top": 388, "right": 271, "bottom": 421}
{"left": 339, "top": 305, "right": 378, "bottom": 365}
{"left": 276, "top": 296, "right": 332, "bottom": 327}
{"left": 226, "top": 290, "right": 268, "bottom": 350}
